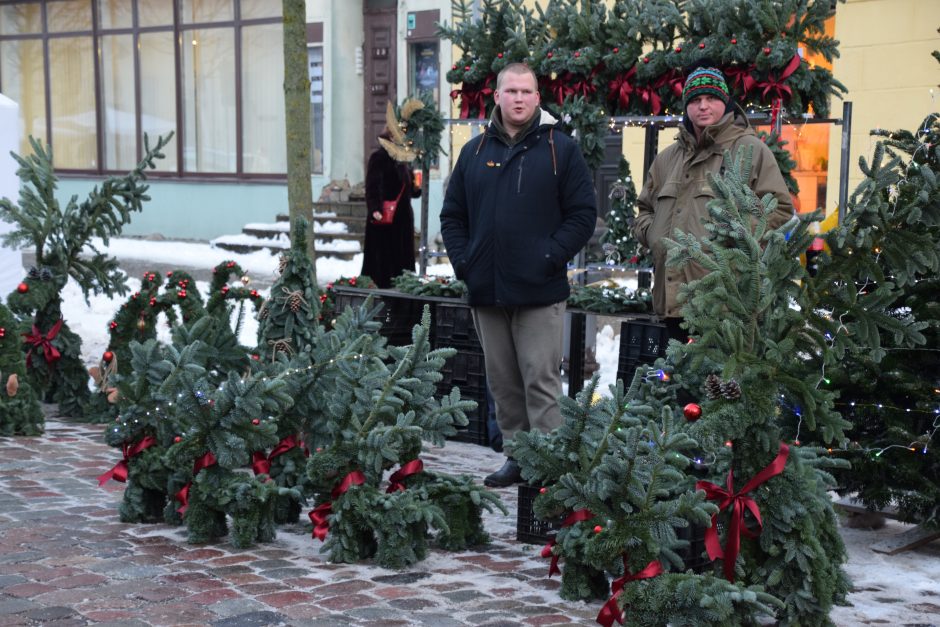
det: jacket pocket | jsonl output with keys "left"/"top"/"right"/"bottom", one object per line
{"left": 516, "top": 155, "right": 526, "bottom": 194}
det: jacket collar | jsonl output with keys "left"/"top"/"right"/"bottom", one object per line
{"left": 678, "top": 104, "right": 750, "bottom": 152}
{"left": 488, "top": 106, "right": 558, "bottom": 145}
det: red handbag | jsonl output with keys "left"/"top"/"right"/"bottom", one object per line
{"left": 373, "top": 182, "right": 406, "bottom": 225}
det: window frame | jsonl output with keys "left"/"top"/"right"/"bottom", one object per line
{"left": 0, "top": 0, "right": 286, "bottom": 182}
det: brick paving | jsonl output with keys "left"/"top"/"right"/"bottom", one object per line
{"left": 0, "top": 409, "right": 599, "bottom": 627}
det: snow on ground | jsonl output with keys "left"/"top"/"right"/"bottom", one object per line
{"left": 52, "top": 238, "right": 940, "bottom": 625}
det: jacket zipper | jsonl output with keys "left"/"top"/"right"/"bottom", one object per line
{"left": 516, "top": 155, "right": 525, "bottom": 194}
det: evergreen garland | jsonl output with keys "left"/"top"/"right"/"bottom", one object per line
{"left": 0, "top": 300, "right": 43, "bottom": 435}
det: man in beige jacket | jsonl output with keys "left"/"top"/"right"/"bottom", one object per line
{"left": 634, "top": 65, "right": 794, "bottom": 342}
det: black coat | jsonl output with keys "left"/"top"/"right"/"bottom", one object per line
{"left": 440, "top": 110, "right": 597, "bottom": 306}
{"left": 361, "top": 147, "right": 419, "bottom": 288}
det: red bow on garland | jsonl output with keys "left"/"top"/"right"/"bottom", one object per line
{"left": 607, "top": 66, "right": 637, "bottom": 111}
{"left": 570, "top": 63, "right": 605, "bottom": 101}
{"left": 386, "top": 459, "right": 424, "bottom": 493}
{"left": 449, "top": 74, "right": 495, "bottom": 119}
{"left": 308, "top": 470, "right": 366, "bottom": 541}
{"left": 695, "top": 442, "right": 790, "bottom": 582}
{"left": 97, "top": 436, "right": 157, "bottom": 486}
{"left": 251, "top": 434, "right": 303, "bottom": 476}
{"left": 596, "top": 557, "right": 664, "bottom": 627}
{"left": 23, "top": 319, "right": 64, "bottom": 368}
{"left": 175, "top": 452, "right": 218, "bottom": 515}
{"left": 754, "top": 54, "right": 802, "bottom": 104}
{"left": 723, "top": 64, "right": 757, "bottom": 98}
{"left": 540, "top": 509, "right": 595, "bottom": 577}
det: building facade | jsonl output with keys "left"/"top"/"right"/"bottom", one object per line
{"left": 0, "top": 0, "right": 937, "bottom": 243}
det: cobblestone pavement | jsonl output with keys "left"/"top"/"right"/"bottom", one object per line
{"left": 0, "top": 410, "right": 598, "bottom": 627}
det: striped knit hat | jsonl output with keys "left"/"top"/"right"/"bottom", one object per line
{"left": 682, "top": 67, "right": 730, "bottom": 109}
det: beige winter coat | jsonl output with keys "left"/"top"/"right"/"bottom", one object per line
{"left": 634, "top": 109, "right": 794, "bottom": 318}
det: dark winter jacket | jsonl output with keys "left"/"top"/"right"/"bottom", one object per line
{"left": 634, "top": 106, "right": 794, "bottom": 317}
{"left": 440, "top": 108, "right": 597, "bottom": 306}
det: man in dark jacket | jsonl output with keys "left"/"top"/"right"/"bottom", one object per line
{"left": 441, "top": 62, "right": 597, "bottom": 487}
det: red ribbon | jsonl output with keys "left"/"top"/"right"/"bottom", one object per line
{"left": 607, "top": 67, "right": 637, "bottom": 111}
{"left": 723, "top": 64, "right": 756, "bottom": 97}
{"left": 660, "top": 69, "right": 685, "bottom": 100}
{"left": 540, "top": 509, "right": 595, "bottom": 577}
{"left": 696, "top": 442, "right": 790, "bottom": 582}
{"left": 386, "top": 459, "right": 424, "bottom": 493}
{"left": 596, "top": 558, "right": 664, "bottom": 627}
{"left": 634, "top": 82, "right": 662, "bottom": 115}
{"left": 23, "top": 319, "right": 63, "bottom": 367}
{"left": 251, "top": 434, "right": 302, "bottom": 476}
{"left": 97, "top": 436, "right": 157, "bottom": 486}
{"left": 449, "top": 74, "right": 495, "bottom": 119}
{"left": 540, "top": 73, "right": 575, "bottom": 107}
{"left": 569, "top": 64, "right": 604, "bottom": 101}
{"left": 754, "top": 54, "right": 802, "bottom": 104}
{"left": 175, "top": 452, "right": 218, "bottom": 514}
{"left": 308, "top": 470, "right": 366, "bottom": 541}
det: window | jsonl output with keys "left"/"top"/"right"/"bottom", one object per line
{"left": 409, "top": 41, "right": 439, "bottom": 101}
{"left": 0, "top": 0, "right": 286, "bottom": 178}
{"left": 308, "top": 45, "right": 323, "bottom": 174}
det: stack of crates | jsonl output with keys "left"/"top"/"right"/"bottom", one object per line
{"left": 616, "top": 319, "right": 669, "bottom": 385}
{"left": 515, "top": 484, "right": 561, "bottom": 544}
{"left": 379, "top": 293, "right": 432, "bottom": 347}
{"left": 433, "top": 301, "right": 489, "bottom": 446}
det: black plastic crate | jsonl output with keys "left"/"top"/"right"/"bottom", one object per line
{"left": 676, "top": 522, "right": 712, "bottom": 573}
{"left": 516, "top": 484, "right": 561, "bottom": 544}
{"left": 438, "top": 349, "right": 486, "bottom": 392}
{"left": 333, "top": 291, "right": 375, "bottom": 318}
{"left": 616, "top": 320, "right": 668, "bottom": 384}
{"left": 448, "top": 398, "right": 489, "bottom": 446}
{"left": 379, "top": 295, "right": 431, "bottom": 347}
{"left": 434, "top": 301, "right": 481, "bottom": 351}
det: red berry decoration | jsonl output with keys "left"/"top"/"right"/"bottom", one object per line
{"left": 349, "top": 277, "right": 357, "bottom": 286}
{"left": 593, "top": 525, "right": 603, "bottom": 534}
{"left": 252, "top": 419, "right": 260, "bottom": 425}
{"left": 250, "top": 354, "right": 260, "bottom": 361}
{"left": 683, "top": 403, "right": 702, "bottom": 422}
{"left": 166, "top": 271, "right": 172, "bottom": 277}
{"left": 613, "top": 47, "right": 619, "bottom": 53}
{"left": 149, "top": 297, "right": 157, "bottom": 307}
{"left": 103, "top": 351, "right": 114, "bottom": 363}
{"left": 221, "top": 285, "right": 229, "bottom": 294}
{"left": 16, "top": 282, "right": 28, "bottom": 294}
{"left": 452, "top": 64, "right": 457, "bottom": 70}
{"left": 109, "top": 321, "right": 117, "bottom": 330}
{"left": 642, "top": 57, "right": 650, "bottom": 64}
{"left": 699, "top": 42, "right": 705, "bottom": 49}
{"left": 497, "top": 52, "right": 503, "bottom": 58}
{"left": 675, "top": 46, "right": 682, "bottom": 53}
{"left": 178, "top": 290, "right": 187, "bottom": 298}
{"left": 174, "top": 436, "right": 182, "bottom": 443}
{"left": 763, "top": 47, "right": 771, "bottom": 55}
{"left": 547, "top": 52, "right": 553, "bottom": 59}
{"left": 250, "top": 290, "right": 259, "bottom": 298}
{"left": 464, "top": 65, "right": 470, "bottom": 71}
{"left": 539, "top": 487, "right": 547, "bottom": 494}
{"left": 0, "top": 327, "right": 5, "bottom": 338}
{"left": 731, "top": 38, "right": 737, "bottom": 44}
{"left": 574, "top": 51, "right": 580, "bottom": 58}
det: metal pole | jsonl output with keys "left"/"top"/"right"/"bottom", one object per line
{"left": 642, "top": 124, "right": 659, "bottom": 184}
{"left": 838, "top": 101, "right": 852, "bottom": 223}
{"left": 418, "top": 165, "right": 430, "bottom": 275}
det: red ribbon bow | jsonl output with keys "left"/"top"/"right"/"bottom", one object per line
{"left": 175, "top": 452, "right": 218, "bottom": 515}
{"left": 308, "top": 470, "right": 366, "bottom": 541}
{"left": 569, "top": 63, "right": 604, "bottom": 101}
{"left": 386, "top": 459, "right": 424, "bottom": 493}
{"left": 607, "top": 67, "right": 637, "bottom": 111}
{"left": 596, "top": 558, "right": 664, "bottom": 627}
{"left": 660, "top": 69, "right": 685, "bottom": 100}
{"left": 251, "top": 434, "right": 302, "bottom": 476}
{"left": 723, "top": 64, "right": 756, "bottom": 97}
{"left": 634, "top": 81, "right": 663, "bottom": 116}
{"left": 540, "top": 509, "right": 594, "bottom": 577}
{"left": 540, "top": 73, "right": 575, "bottom": 107}
{"left": 754, "top": 54, "right": 802, "bottom": 104}
{"left": 449, "top": 74, "right": 495, "bottom": 119}
{"left": 23, "top": 319, "right": 64, "bottom": 367}
{"left": 97, "top": 436, "right": 157, "bottom": 486}
{"left": 696, "top": 442, "right": 790, "bottom": 582}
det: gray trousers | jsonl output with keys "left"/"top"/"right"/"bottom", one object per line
{"left": 471, "top": 302, "right": 566, "bottom": 453}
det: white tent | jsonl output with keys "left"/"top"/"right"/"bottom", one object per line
{"left": 0, "top": 93, "right": 24, "bottom": 302}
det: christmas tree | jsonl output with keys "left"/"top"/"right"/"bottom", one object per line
{"left": 600, "top": 156, "right": 649, "bottom": 268}
{"left": 0, "top": 300, "right": 44, "bottom": 435}
{"left": 0, "top": 133, "right": 172, "bottom": 417}
{"left": 302, "top": 305, "right": 505, "bottom": 568}
{"left": 803, "top": 113, "right": 940, "bottom": 529}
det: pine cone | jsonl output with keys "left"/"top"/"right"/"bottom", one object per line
{"left": 289, "top": 294, "right": 302, "bottom": 312}
{"left": 720, "top": 379, "right": 742, "bottom": 400}
{"left": 704, "top": 374, "right": 723, "bottom": 400}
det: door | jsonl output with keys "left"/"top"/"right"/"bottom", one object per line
{"left": 363, "top": 9, "right": 396, "bottom": 161}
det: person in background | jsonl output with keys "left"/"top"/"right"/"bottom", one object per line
{"left": 361, "top": 131, "right": 421, "bottom": 288}
{"left": 441, "top": 62, "right": 597, "bottom": 487}
{"left": 633, "top": 64, "right": 794, "bottom": 343}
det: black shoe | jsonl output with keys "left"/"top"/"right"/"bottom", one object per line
{"left": 484, "top": 459, "right": 523, "bottom": 488}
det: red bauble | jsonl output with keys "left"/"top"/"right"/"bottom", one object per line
{"left": 593, "top": 525, "right": 603, "bottom": 534}
{"left": 674, "top": 46, "right": 682, "bottom": 53}
{"left": 250, "top": 290, "right": 259, "bottom": 298}
{"left": 174, "top": 436, "right": 182, "bottom": 443}
{"left": 642, "top": 57, "right": 650, "bottom": 64}
{"left": 464, "top": 65, "right": 470, "bottom": 71}
{"left": 178, "top": 290, "right": 187, "bottom": 298}
{"left": 699, "top": 42, "right": 705, "bottom": 49}
{"left": 683, "top": 403, "right": 702, "bottom": 421}
{"left": 16, "top": 282, "right": 28, "bottom": 294}
{"left": 731, "top": 38, "right": 737, "bottom": 44}
{"left": 252, "top": 419, "right": 260, "bottom": 425}
{"left": 166, "top": 271, "right": 173, "bottom": 277}
{"left": 103, "top": 351, "right": 114, "bottom": 363}
{"left": 0, "top": 327, "right": 5, "bottom": 338}
{"left": 451, "top": 64, "right": 457, "bottom": 70}
{"left": 109, "top": 321, "right": 117, "bottom": 330}
{"left": 539, "top": 487, "right": 547, "bottom": 494}
{"left": 250, "top": 354, "right": 260, "bottom": 361}
{"left": 349, "top": 277, "right": 357, "bottom": 286}
{"left": 612, "top": 47, "right": 619, "bottom": 53}
{"left": 763, "top": 47, "right": 771, "bottom": 55}
{"left": 497, "top": 52, "right": 503, "bottom": 58}
{"left": 574, "top": 51, "right": 580, "bottom": 58}
{"left": 221, "top": 285, "right": 229, "bottom": 294}
{"left": 149, "top": 297, "right": 157, "bottom": 307}
{"left": 547, "top": 52, "right": 553, "bottom": 58}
